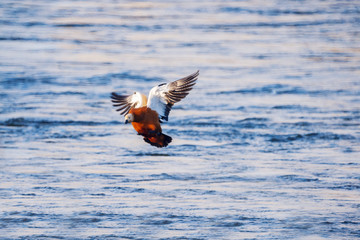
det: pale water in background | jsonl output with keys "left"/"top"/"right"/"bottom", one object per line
{"left": 0, "top": 1, "right": 359, "bottom": 239}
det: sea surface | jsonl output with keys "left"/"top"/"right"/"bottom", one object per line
{"left": 0, "top": 1, "right": 360, "bottom": 239}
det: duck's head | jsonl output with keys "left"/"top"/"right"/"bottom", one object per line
{"left": 124, "top": 113, "right": 134, "bottom": 124}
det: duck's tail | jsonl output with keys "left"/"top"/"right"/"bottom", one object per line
{"left": 143, "top": 133, "right": 172, "bottom": 148}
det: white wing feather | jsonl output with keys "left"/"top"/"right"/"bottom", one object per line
{"left": 147, "top": 70, "right": 199, "bottom": 121}
{"left": 147, "top": 84, "right": 169, "bottom": 120}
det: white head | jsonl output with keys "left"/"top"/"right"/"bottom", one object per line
{"left": 124, "top": 113, "right": 134, "bottom": 124}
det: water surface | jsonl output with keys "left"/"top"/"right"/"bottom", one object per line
{"left": 0, "top": 0, "right": 360, "bottom": 239}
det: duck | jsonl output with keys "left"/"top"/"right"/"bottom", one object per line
{"left": 111, "top": 70, "right": 199, "bottom": 147}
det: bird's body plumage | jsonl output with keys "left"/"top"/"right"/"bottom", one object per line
{"left": 111, "top": 70, "right": 199, "bottom": 147}
{"left": 129, "top": 107, "right": 160, "bottom": 135}
{"left": 128, "top": 107, "right": 171, "bottom": 147}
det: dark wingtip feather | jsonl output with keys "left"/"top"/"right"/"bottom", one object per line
{"left": 111, "top": 92, "right": 128, "bottom": 101}
{"left": 110, "top": 92, "right": 133, "bottom": 115}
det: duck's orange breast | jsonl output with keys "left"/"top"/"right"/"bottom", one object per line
{"left": 128, "top": 107, "right": 172, "bottom": 148}
{"left": 130, "top": 107, "right": 161, "bottom": 136}
{"left": 132, "top": 121, "right": 158, "bottom": 135}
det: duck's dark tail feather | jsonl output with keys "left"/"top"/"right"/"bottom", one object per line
{"left": 143, "top": 134, "right": 172, "bottom": 148}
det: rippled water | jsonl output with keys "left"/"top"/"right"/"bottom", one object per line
{"left": 1, "top": 1, "right": 360, "bottom": 239}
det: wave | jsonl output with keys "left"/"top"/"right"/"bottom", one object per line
{"left": 91, "top": 71, "right": 163, "bottom": 83}
{"left": 1, "top": 117, "right": 120, "bottom": 127}
{"left": 268, "top": 132, "right": 356, "bottom": 142}
{"left": 213, "top": 84, "right": 358, "bottom": 96}
{"left": 194, "top": 19, "right": 348, "bottom": 31}
{"left": 218, "top": 6, "right": 360, "bottom": 16}
{"left": 218, "top": 7, "right": 326, "bottom": 15}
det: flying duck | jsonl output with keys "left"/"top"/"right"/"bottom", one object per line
{"left": 111, "top": 70, "right": 199, "bottom": 147}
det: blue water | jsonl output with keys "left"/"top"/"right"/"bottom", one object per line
{"left": 1, "top": 1, "right": 360, "bottom": 239}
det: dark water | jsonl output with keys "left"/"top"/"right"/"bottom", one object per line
{"left": 1, "top": 1, "right": 360, "bottom": 239}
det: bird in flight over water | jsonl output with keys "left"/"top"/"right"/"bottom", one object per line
{"left": 111, "top": 70, "right": 199, "bottom": 148}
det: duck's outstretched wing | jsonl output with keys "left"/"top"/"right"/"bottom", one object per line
{"left": 147, "top": 70, "right": 199, "bottom": 121}
{"left": 111, "top": 92, "right": 147, "bottom": 115}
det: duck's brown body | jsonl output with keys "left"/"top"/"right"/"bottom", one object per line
{"left": 129, "top": 107, "right": 172, "bottom": 148}
{"left": 111, "top": 70, "right": 199, "bottom": 148}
